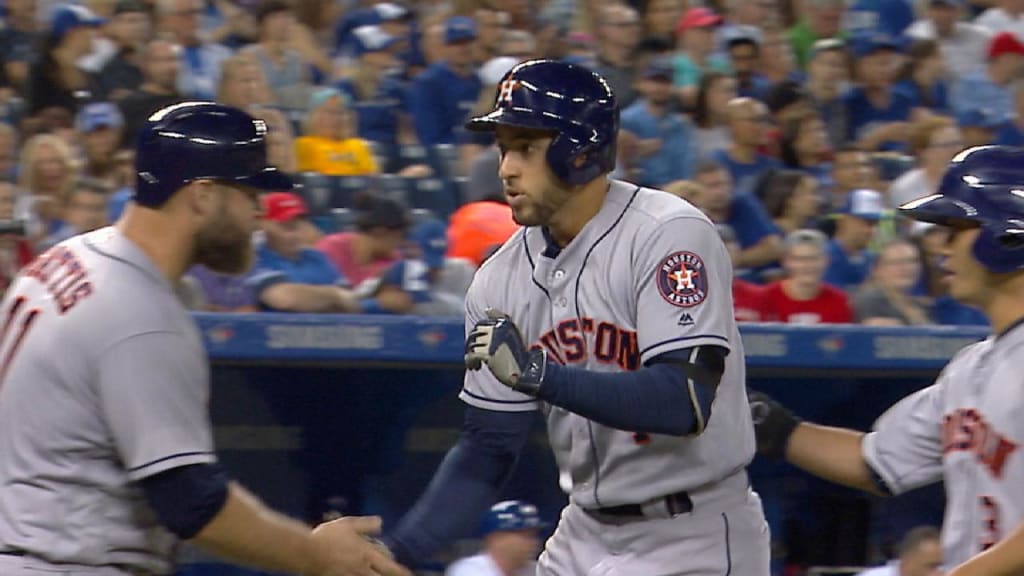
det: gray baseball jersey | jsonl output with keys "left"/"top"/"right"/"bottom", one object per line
{"left": 0, "top": 227, "right": 216, "bottom": 574}
{"left": 863, "top": 323, "right": 1024, "bottom": 568}
{"left": 461, "top": 179, "right": 757, "bottom": 508}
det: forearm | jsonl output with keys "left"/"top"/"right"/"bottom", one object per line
{"left": 786, "top": 423, "right": 883, "bottom": 495}
{"left": 734, "top": 238, "right": 783, "bottom": 268}
{"left": 537, "top": 359, "right": 715, "bottom": 436}
{"left": 260, "top": 283, "right": 358, "bottom": 313}
{"left": 192, "top": 482, "right": 320, "bottom": 575}
{"left": 948, "top": 522, "right": 1024, "bottom": 576}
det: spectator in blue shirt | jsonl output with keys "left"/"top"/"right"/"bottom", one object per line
{"left": 844, "top": 33, "right": 914, "bottom": 152}
{"left": 691, "top": 159, "right": 783, "bottom": 280}
{"left": 710, "top": 97, "right": 782, "bottom": 196}
{"left": 995, "top": 83, "right": 1024, "bottom": 144}
{"left": 408, "top": 16, "right": 483, "bottom": 146}
{"left": 842, "top": 0, "right": 916, "bottom": 38}
{"left": 618, "top": 57, "right": 700, "bottom": 188}
{"left": 724, "top": 26, "right": 773, "bottom": 101}
{"left": 894, "top": 38, "right": 951, "bottom": 113}
{"left": 336, "top": 25, "right": 414, "bottom": 156}
{"left": 950, "top": 32, "right": 1024, "bottom": 124}
{"left": 824, "top": 188, "right": 882, "bottom": 290}
{"left": 805, "top": 38, "right": 851, "bottom": 149}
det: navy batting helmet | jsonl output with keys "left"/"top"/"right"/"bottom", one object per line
{"left": 480, "top": 500, "right": 548, "bottom": 536}
{"left": 900, "top": 145, "right": 1024, "bottom": 273}
{"left": 464, "top": 59, "right": 619, "bottom": 186}
{"left": 133, "top": 102, "right": 294, "bottom": 208}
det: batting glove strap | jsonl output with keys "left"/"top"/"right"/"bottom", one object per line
{"left": 748, "top": 390, "right": 802, "bottom": 460}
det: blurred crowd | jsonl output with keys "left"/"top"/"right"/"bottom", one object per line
{"left": 0, "top": 0, "right": 1011, "bottom": 324}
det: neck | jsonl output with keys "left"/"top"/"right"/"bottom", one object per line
{"left": 774, "top": 216, "right": 801, "bottom": 235}
{"left": 645, "top": 99, "right": 666, "bottom": 116}
{"left": 729, "top": 143, "right": 757, "bottom": 163}
{"left": 808, "top": 79, "right": 835, "bottom": 100}
{"left": 548, "top": 179, "right": 611, "bottom": 247}
{"left": 54, "top": 46, "right": 79, "bottom": 67}
{"left": 835, "top": 234, "right": 859, "bottom": 254}
{"left": 782, "top": 278, "right": 820, "bottom": 301}
{"left": 797, "top": 149, "right": 818, "bottom": 167}
{"left": 600, "top": 45, "right": 630, "bottom": 66}
{"left": 353, "top": 233, "right": 376, "bottom": 264}
{"left": 142, "top": 81, "right": 174, "bottom": 96}
{"left": 262, "top": 38, "right": 285, "bottom": 55}
{"left": 985, "top": 279, "right": 1024, "bottom": 334}
{"left": 115, "top": 205, "right": 192, "bottom": 284}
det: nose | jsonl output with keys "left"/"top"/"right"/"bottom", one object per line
{"left": 498, "top": 150, "right": 520, "bottom": 181}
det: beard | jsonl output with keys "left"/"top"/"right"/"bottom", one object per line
{"left": 192, "top": 200, "right": 254, "bottom": 275}
{"left": 509, "top": 181, "right": 574, "bottom": 228}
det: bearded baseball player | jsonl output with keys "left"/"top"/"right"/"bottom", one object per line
{"left": 0, "top": 102, "right": 408, "bottom": 576}
{"left": 750, "top": 145, "right": 1024, "bottom": 576}
{"left": 382, "top": 59, "right": 770, "bottom": 574}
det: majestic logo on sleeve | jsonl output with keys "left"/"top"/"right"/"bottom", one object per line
{"left": 657, "top": 251, "right": 708, "bottom": 308}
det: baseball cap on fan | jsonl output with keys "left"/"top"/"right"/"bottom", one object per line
{"left": 445, "top": 16, "right": 478, "bottom": 44}
{"left": 76, "top": 102, "right": 124, "bottom": 133}
{"left": 839, "top": 188, "right": 885, "bottom": 222}
{"left": 262, "top": 192, "right": 309, "bottom": 222}
{"left": 351, "top": 25, "right": 397, "bottom": 57}
{"left": 51, "top": 3, "right": 107, "bottom": 41}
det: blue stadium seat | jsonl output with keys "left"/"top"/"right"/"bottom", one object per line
{"left": 406, "top": 176, "right": 458, "bottom": 218}
{"left": 432, "top": 143, "right": 459, "bottom": 180}
{"left": 298, "top": 172, "right": 335, "bottom": 216}
{"left": 334, "top": 175, "right": 373, "bottom": 208}
{"left": 373, "top": 173, "right": 410, "bottom": 204}
{"left": 409, "top": 208, "right": 439, "bottom": 225}
{"left": 332, "top": 208, "right": 356, "bottom": 231}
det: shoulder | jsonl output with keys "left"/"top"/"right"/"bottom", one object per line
{"left": 821, "top": 284, "right": 849, "bottom": 301}
{"left": 299, "top": 247, "right": 334, "bottom": 266}
{"left": 623, "top": 182, "right": 713, "bottom": 228}
{"left": 473, "top": 229, "right": 526, "bottom": 282}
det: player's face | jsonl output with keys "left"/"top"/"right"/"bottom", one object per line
{"left": 496, "top": 126, "right": 572, "bottom": 227}
{"left": 193, "top": 183, "right": 259, "bottom": 275}
{"left": 943, "top": 225, "right": 990, "bottom": 306}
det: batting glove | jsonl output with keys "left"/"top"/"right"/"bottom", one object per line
{"left": 464, "top": 308, "right": 547, "bottom": 396}
{"left": 748, "top": 389, "right": 802, "bottom": 460}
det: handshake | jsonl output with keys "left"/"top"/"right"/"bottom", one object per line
{"left": 306, "top": 515, "right": 409, "bottom": 576}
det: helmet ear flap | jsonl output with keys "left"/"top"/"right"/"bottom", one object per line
{"left": 973, "top": 220, "right": 1024, "bottom": 273}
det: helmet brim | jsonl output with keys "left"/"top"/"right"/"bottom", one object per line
{"left": 233, "top": 167, "right": 296, "bottom": 193}
{"left": 898, "top": 193, "right": 981, "bottom": 226}
{"left": 465, "top": 108, "right": 559, "bottom": 134}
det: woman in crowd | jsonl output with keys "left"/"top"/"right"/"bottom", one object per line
{"left": 692, "top": 71, "right": 737, "bottom": 158}
{"left": 26, "top": 4, "right": 105, "bottom": 116}
{"left": 217, "top": 54, "right": 275, "bottom": 111}
{"left": 15, "top": 133, "right": 78, "bottom": 246}
{"left": 779, "top": 109, "right": 833, "bottom": 188}
{"left": 894, "top": 38, "right": 950, "bottom": 114}
{"left": 852, "top": 238, "right": 933, "bottom": 326}
{"left": 756, "top": 169, "right": 822, "bottom": 237}
{"left": 315, "top": 191, "right": 409, "bottom": 288}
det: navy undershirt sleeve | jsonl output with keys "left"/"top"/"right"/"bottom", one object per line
{"left": 383, "top": 406, "right": 534, "bottom": 567}
{"left": 140, "top": 463, "right": 230, "bottom": 539}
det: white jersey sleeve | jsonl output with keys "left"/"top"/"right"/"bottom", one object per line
{"left": 634, "top": 215, "right": 735, "bottom": 364}
{"left": 862, "top": 377, "right": 946, "bottom": 495}
{"left": 97, "top": 331, "right": 217, "bottom": 481}
{"left": 459, "top": 274, "right": 539, "bottom": 412}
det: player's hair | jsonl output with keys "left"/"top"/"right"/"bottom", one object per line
{"left": 783, "top": 228, "right": 827, "bottom": 254}
{"left": 693, "top": 158, "right": 727, "bottom": 178}
{"left": 908, "top": 114, "right": 956, "bottom": 157}
{"left": 897, "top": 526, "right": 940, "bottom": 557}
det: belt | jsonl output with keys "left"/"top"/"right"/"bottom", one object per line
{"left": 591, "top": 490, "right": 694, "bottom": 519}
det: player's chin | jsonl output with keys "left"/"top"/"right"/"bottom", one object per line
{"left": 509, "top": 205, "right": 541, "bottom": 227}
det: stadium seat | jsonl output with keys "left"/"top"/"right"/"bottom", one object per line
{"left": 373, "top": 173, "right": 410, "bottom": 204}
{"left": 332, "top": 207, "right": 356, "bottom": 231}
{"left": 406, "top": 176, "right": 458, "bottom": 218}
{"left": 432, "top": 143, "right": 460, "bottom": 179}
{"left": 298, "top": 172, "right": 335, "bottom": 216}
{"left": 409, "top": 208, "right": 439, "bottom": 225}
{"left": 334, "top": 175, "right": 373, "bottom": 208}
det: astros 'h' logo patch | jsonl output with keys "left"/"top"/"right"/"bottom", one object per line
{"left": 657, "top": 251, "right": 708, "bottom": 308}
{"left": 497, "top": 80, "right": 521, "bottom": 105}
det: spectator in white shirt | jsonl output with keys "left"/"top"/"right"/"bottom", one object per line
{"left": 975, "top": 0, "right": 1024, "bottom": 41}
{"left": 888, "top": 114, "right": 963, "bottom": 209}
{"left": 905, "top": 0, "right": 992, "bottom": 83}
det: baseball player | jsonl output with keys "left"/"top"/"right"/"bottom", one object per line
{"left": 749, "top": 145, "right": 1024, "bottom": 576}
{"left": 445, "top": 500, "right": 547, "bottom": 576}
{"left": 0, "top": 102, "right": 408, "bottom": 576}
{"left": 382, "top": 59, "right": 770, "bottom": 574}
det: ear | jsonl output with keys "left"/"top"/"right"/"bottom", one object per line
{"left": 185, "top": 180, "right": 218, "bottom": 218}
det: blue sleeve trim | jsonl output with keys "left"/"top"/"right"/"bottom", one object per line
{"left": 639, "top": 334, "right": 729, "bottom": 358}
{"left": 461, "top": 388, "right": 537, "bottom": 405}
{"left": 140, "top": 463, "right": 229, "bottom": 539}
{"left": 128, "top": 451, "right": 217, "bottom": 473}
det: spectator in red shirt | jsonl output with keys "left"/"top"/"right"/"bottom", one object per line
{"left": 717, "top": 223, "right": 765, "bottom": 322}
{"left": 758, "top": 228, "right": 853, "bottom": 324}
{"left": 315, "top": 192, "right": 409, "bottom": 287}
